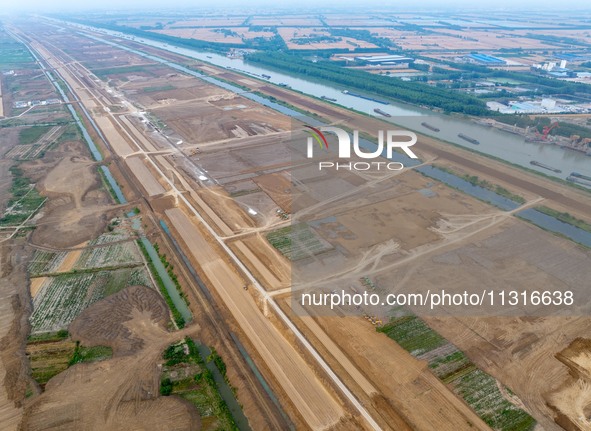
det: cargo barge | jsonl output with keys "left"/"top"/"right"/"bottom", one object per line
{"left": 530, "top": 160, "right": 561, "bottom": 173}
{"left": 341, "top": 90, "right": 389, "bottom": 105}
{"left": 374, "top": 108, "right": 391, "bottom": 117}
{"left": 458, "top": 133, "right": 480, "bottom": 145}
{"left": 571, "top": 172, "right": 591, "bottom": 182}
{"left": 567, "top": 176, "right": 591, "bottom": 187}
{"left": 321, "top": 95, "right": 337, "bottom": 102}
{"left": 421, "top": 122, "right": 440, "bottom": 132}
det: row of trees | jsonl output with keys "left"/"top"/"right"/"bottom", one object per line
{"left": 65, "top": 18, "right": 287, "bottom": 52}
{"left": 246, "top": 52, "right": 489, "bottom": 115}
{"left": 435, "top": 63, "right": 591, "bottom": 96}
{"left": 496, "top": 115, "right": 591, "bottom": 139}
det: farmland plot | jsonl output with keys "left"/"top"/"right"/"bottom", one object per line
{"left": 267, "top": 223, "right": 332, "bottom": 261}
{"left": 74, "top": 240, "right": 143, "bottom": 270}
{"left": 88, "top": 230, "right": 130, "bottom": 245}
{"left": 28, "top": 250, "right": 68, "bottom": 276}
{"left": 30, "top": 267, "right": 153, "bottom": 333}
{"left": 379, "top": 311, "right": 536, "bottom": 431}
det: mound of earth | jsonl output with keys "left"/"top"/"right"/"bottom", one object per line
{"left": 24, "top": 141, "right": 114, "bottom": 249}
{"left": 21, "top": 285, "right": 200, "bottom": 431}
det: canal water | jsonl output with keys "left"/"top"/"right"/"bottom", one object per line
{"left": 72, "top": 23, "right": 591, "bottom": 181}
{"left": 75, "top": 26, "right": 591, "bottom": 247}
{"left": 417, "top": 165, "right": 521, "bottom": 211}
{"left": 517, "top": 209, "right": 591, "bottom": 248}
{"left": 194, "top": 342, "right": 252, "bottom": 431}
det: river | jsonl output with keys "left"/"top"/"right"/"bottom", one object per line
{"left": 67, "top": 21, "right": 591, "bottom": 182}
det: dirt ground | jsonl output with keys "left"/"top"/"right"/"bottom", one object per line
{"left": 0, "top": 242, "right": 33, "bottom": 431}
{"left": 547, "top": 338, "right": 591, "bottom": 430}
{"left": 164, "top": 206, "right": 345, "bottom": 430}
{"left": 228, "top": 234, "right": 291, "bottom": 291}
{"left": 21, "top": 20, "right": 591, "bottom": 431}
{"left": 125, "top": 156, "right": 166, "bottom": 196}
{"left": 25, "top": 141, "right": 114, "bottom": 249}
{"left": 299, "top": 309, "right": 491, "bottom": 430}
{"left": 21, "top": 285, "right": 201, "bottom": 431}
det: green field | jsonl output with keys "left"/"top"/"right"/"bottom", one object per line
{"left": 0, "top": 166, "right": 46, "bottom": 227}
{"left": 69, "top": 343, "right": 113, "bottom": 365}
{"left": 267, "top": 223, "right": 332, "bottom": 260}
{"left": 27, "top": 338, "right": 112, "bottom": 387}
{"left": 378, "top": 311, "right": 536, "bottom": 431}
{"left": 18, "top": 126, "right": 53, "bottom": 145}
{"left": 161, "top": 338, "right": 239, "bottom": 431}
{"left": 27, "top": 339, "right": 77, "bottom": 386}
{"left": 0, "top": 30, "right": 34, "bottom": 69}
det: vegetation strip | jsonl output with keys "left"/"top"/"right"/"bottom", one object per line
{"left": 535, "top": 206, "right": 591, "bottom": 234}
{"left": 378, "top": 311, "right": 536, "bottom": 431}
{"left": 137, "top": 238, "right": 189, "bottom": 328}
{"left": 245, "top": 52, "right": 488, "bottom": 115}
{"left": 160, "top": 337, "right": 245, "bottom": 431}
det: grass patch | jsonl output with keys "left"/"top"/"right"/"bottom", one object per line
{"left": 0, "top": 165, "right": 45, "bottom": 227}
{"left": 266, "top": 223, "right": 332, "bottom": 261}
{"left": 18, "top": 126, "right": 52, "bottom": 145}
{"left": 535, "top": 206, "right": 591, "bottom": 234}
{"left": 68, "top": 342, "right": 113, "bottom": 365}
{"left": 435, "top": 164, "right": 525, "bottom": 204}
{"left": 137, "top": 239, "right": 186, "bottom": 328}
{"left": 160, "top": 338, "right": 239, "bottom": 431}
{"left": 378, "top": 315, "right": 447, "bottom": 355}
{"left": 378, "top": 310, "right": 536, "bottom": 430}
{"left": 142, "top": 84, "right": 175, "bottom": 92}
{"left": 27, "top": 330, "right": 69, "bottom": 343}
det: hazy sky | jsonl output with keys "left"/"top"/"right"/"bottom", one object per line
{"left": 0, "top": 0, "right": 589, "bottom": 13}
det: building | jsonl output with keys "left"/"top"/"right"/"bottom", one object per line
{"left": 541, "top": 98, "right": 556, "bottom": 110}
{"left": 353, "top": 55, "right": 414, "bottom": 66}
{"left": 467, "top": 53, "right": 506, "bottom": 65}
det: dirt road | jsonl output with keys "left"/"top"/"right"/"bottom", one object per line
{"left": 166, "top": 207, "right": 344, "bottom": 430}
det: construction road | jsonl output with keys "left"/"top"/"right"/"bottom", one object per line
{"left": 20, "top": 26, "right": 385, "bottom": 431}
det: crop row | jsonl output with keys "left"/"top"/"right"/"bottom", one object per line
{"left": 74, "top": 240, "right": 142, "bottom": 270}
{"left": 28, "top": 250, "right": 68, "bottom": 276}
{"left": 267, "top": 223, "right": 332, "bottom": 260}
{"left": 30, "top": 273, "right": 101, "bottom": 333}
{"left": 378, "top": 312, "right": 536, "bottom": 430}
{"left": 30, "top": 267, "right": 153, "bottom": 334}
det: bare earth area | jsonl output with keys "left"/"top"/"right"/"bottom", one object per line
{"left": 25, "top": 141, "right": 114, "bottom": 249}
{"left": 0, "top": 243, "right": 32, "bottom": 431}
{"left": 21, "top": 285, "right": 200, "bottom": 431}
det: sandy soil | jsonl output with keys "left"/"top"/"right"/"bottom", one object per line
{"left": 0, "top": 243, "right": 33, "bottom": 431}
{"left": 309, "top": 312, "right": 491, "bottom": 431}
{"left": 26, "top": 141, "right": 113, "bottom": 249}
{"left": 29, "top": 277, "right": 46, "bottom": 299}
{"left": 125, "top": 156, "right": 166, "bottom": 196}
{"left": 94, "top": 116, "right": 135, "bottom": 156}
{"left": 165, "top": 207, "right": 344, "bottom": 430}
{"left": 229, "top": 234, "right": 291, "bottom": 291}
{"left": 547, "top": 338, "right": 591, "bottom": 430}
{"left": 22, "top": 285, "right": 201, "bottom": 431}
